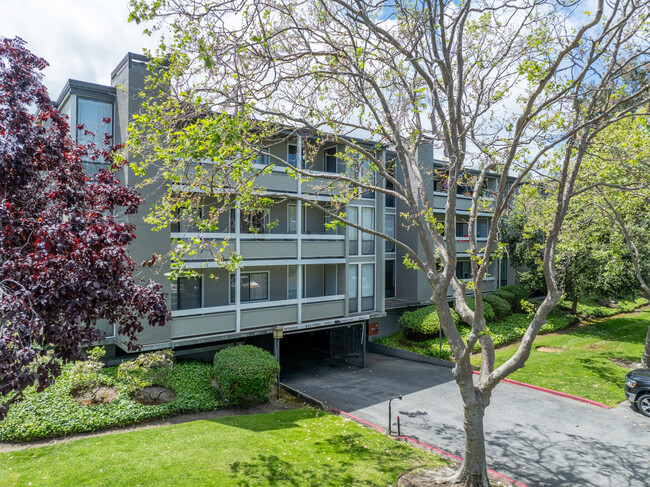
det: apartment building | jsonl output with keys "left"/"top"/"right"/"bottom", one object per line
{"left": 52, "top": 53, "right": 515, "bottom": 364}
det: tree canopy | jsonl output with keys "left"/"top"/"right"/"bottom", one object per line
{"left": 127, "top": 1, "right": 650, "bottom": 485}
{"left": 0, "top": 38, "right": 169, "bottom": 418}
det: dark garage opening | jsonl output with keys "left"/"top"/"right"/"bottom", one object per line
{"left": 275, "top": 324, "right": 365, "bottom": 381}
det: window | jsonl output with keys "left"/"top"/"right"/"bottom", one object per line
{"left": 230, "top": 209, "right": 269, "bottom": 233}
{"left": 361, "top": 207, "right": 375, "bottom": 254}
{"left": 171, "top": 206, "right": 203, "bottom": 233}
{"left": 288, "top": 144, "right": 298, "bottom": 167}
{"left": 324, "top": 147, "right": 337, "bottom": 173}
{"left": 433, "top": 176, "right": 448, "bottom": 193}
{"left": 385, "top": 260, "right": 396, "bottom": 298}
{"left": 324, "top": 264, "right": 338, "bottom": 296}
{"left": 287, "top": 266, "right": 298, "bottom": 299}
{"left": 456, "top": 221, "right": 469, "bottom": 239}
{"left": 385, "top": 180, "right": 395, "bottom": 207}
{"left": 348, "top": 265, "right": 358, "bottom": 313}
{"left": 77, "top": 97, "right": 113, "bottom": 175}
{"left": 288, "top": 204, "right": 297, "bottom": 233}
{"left": 477, "top": 217, "right": 491, "bottom": 239}
{"left": 171, "top": 277, "right": 202, "bottom": 311}
{"left": 456, "top": 261, "right": 471, "bottom": 280}
{"left": 230, "top": 272, "right": 269, "bottom": 303}
{"left": 256, "top": 147, "right": 270, "bottom": 166}
{"left": 500, "top": 257, "right": 508, "bottom": 286}
{"left": 348, "top": 206, "right": 358, "bottom": 254}
{"left": 359, "top": 156, "right": 375, "bottom": 199}
{"left": 385, "top": 214, "right": 395, "bottom": 252}
{"left": 361, "top": 264, "right": 375, "bottom": 311}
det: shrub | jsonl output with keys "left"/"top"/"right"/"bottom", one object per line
{"left": 118, "top": 349, "right": 174, "bottom": 392}
{"left": 498, "top": 285, "right": 530, "bottom": 312}
{"left": 460, "top": 298, "right": 495, "bottom": 323}
{"left": 212, "top": 345, "right": 280, "bottom": 406}
{"left": 398, "top": 306, "right": 461, "bottom": 340}
{"left": 483, "top": 294, "right": 511, "bottom": 319}
{"left": 494, "top": 289, "right": 516, "bottom": 307}
{"left": 68, "top": 347, "right": 109, "bottom": 395}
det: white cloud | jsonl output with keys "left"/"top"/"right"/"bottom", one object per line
{"left": 0, "top": 0, "right": 159, "bottom": 99}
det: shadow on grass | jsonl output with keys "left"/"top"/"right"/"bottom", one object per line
{"left": 576, "top": 356, "right": 629, "bottom": 383}
{"left": 226, "top": 429, "right": 432, "bottom": 487}
{"left": 567, "top": 309, "right": 650, "bottom": 346}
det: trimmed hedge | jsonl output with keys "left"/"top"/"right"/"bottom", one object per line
{"left": 398, "top": 305, "right": 461, "bottom": 340}
{"left": 494, "top": 289, "right": 516, "bottom": 307}
{"left": 462, "top": 298, "right": 495, "bottom": 323}
{"left": 499, "top": 285, "right": 530, "bottom": 311}
{"left": 212, "top": 345, "right": 280, "bottom": 406}
{"left": 483, "top": 294, "right": 511, "bottom": 319}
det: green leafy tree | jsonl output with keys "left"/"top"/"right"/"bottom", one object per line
{"left": 127, "top": 1, "right": 650, "bottom": 485}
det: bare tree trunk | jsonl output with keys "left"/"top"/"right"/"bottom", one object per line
{"left": 440, "top": 369, "right": 490, "bottom": 487}
{"left": 571, "top": 295, "right": 579, "bottom": 315}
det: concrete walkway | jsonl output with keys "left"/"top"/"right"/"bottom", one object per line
{"left": 283, "top": 352, "right": 650, "bottom": 487}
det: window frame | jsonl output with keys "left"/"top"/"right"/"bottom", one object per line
{"left": 229, "top": 270, "right": 271, "bottom": 304}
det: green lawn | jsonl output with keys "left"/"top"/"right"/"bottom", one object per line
{"left": 471, "top": 309, "right": 650, "bottom": 406}
{"left": 0, "top": 408, "right": 446, "bottom": 487}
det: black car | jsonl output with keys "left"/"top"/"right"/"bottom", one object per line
{"left": 625, "top": 368, "right": 650, "bottom": 417}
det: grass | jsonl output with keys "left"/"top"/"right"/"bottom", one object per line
{"left": 557, "top": 295, "right": 648, "bottom": 317}
{"left": 376, "top": 307, "right": 579, "bottom": 361}
{"left": 470, "top": 308, "right": 650, "bottom": 406}
{"left": 0, "top": 360, "right": 223, "bottom": 442}
{"left": 0, "top": 408, "right": 447, "bottom": 486}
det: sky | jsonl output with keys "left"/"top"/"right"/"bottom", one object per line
{"left": 1, "top": 0, "right": 160, "bottom": 100}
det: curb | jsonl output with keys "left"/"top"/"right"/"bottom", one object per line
{"left": 472, "top": 371, "right": 611, "bottom": 409}
{"left": 368, "top": 341, "right": 455, "bottom": 368}
{"left": 331, "top": 408, "right": 529, "bottom": 487}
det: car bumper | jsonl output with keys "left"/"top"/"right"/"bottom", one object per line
{"left": 625, "top": 389, "right": 637, "bottom": 403}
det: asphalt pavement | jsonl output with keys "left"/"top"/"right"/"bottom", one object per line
{"left": 282, "top": 352, "right": 650, "bottom": 487}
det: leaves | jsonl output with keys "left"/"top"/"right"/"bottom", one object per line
{"left": 0, "top": 38, "right": 169, "bottom": 418}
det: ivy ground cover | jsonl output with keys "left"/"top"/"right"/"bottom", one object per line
{"left": 0, "top": 408, "right": 447, "bottom": 486}
{"left": 0, "top": 360, "right": 222, "bottom": 442}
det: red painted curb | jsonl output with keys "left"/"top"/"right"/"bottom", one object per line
{"left": 471, "top": 371, "right": 611, "bottom": 409}
{"left": 332, "top": 408, "right": 530, "bottom": 487}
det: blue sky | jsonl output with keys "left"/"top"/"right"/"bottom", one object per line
{"left": 1, "top": 0, "right": 159, "bottom": 99}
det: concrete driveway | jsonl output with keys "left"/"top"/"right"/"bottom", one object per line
{"left": 282, "top": 352, "right": 650, "bottom": 487}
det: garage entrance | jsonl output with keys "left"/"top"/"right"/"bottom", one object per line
{"left": 274, "top": 323, "right": 366, "bottom": 380}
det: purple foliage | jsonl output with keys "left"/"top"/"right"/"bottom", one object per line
{"left": 0, "top": 38, "right": 169, "bottom": 418}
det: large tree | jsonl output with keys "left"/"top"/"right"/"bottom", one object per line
{"left": 128, "top": 1, "right": 650, "bottom": 485}
{"left": 0, "top": 38, "right": 169, "bottom": 419}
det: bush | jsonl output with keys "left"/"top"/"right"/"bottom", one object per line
{"left": 213, "top": 345, "right": 280, "bottom": 406}
{"left": 461, "top": 298, "right": 495, "bottom": 323}
{"left": 483, "top": 294, "right": 511, "bottom": 319}
{"left": 398, "top": 305, "right": 461, "bottom": 340}
{"left": 498, "top": 285, "right": 530, "bottom": 312}
{"left": 118, "top": 349, "right": 174, "bottom": 392}
{"left": 494, "top": 289, "right": 516, "bottom": 307}
{"left": 68, "top": 347, "right": 109, "bottom": 395}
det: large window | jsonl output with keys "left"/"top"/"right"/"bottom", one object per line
{"left": 287, "top": 266, "right": 298, "bottom": 299}
{"left": 385, "top": 260, "right": 396, "bottom": 298}
{"left": 230, "top": 272, "right": 269, "bottom": 303}
{"left": 500, "top": 257, "right": 508, "bottom": 286}
{"left": 287, "top": 204, "right": 297, "bottom": 233}
{"left": 77, "top": 97, "right": 113, "bottom": 175}
{"left": 477, "top": 217, "right": 491, "bottom": 239}
{"left": 256, "top": 147, "right": 270, "bottom": 166}
{"left": 348, "top": 265, "right": 358, "bottom": 313}
{"left": 361, "top": 207, "right": 375, "bottom": 254}
{"left": 348, "top": 206, "right": 358, "bottom": 254}
{"left": 456, "top": 221, "right": 469, "bottom": 238}
{"left": 288, "top": 144, "right": 298, "bottom": 167}
{"left": 349, "top": 264, "right": 374, "bottom": 312}
{"left": 230, "top": 209, "right": 269, "bottom": 233}
{"left": 324, "top": 147, "right": 337, "bottom": 173}
{"left": 385, "top": 214, "right": 395, "bottom": 252}
{"left": 456, "top": 261, "right": 471, "bottom": 280}
{"left": 171, "top": 277, "right": 202, "bottom": 311}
